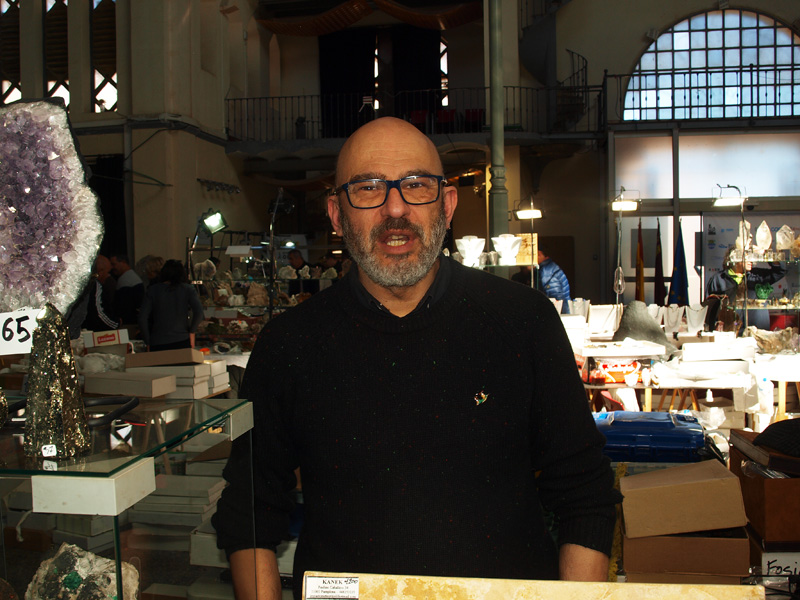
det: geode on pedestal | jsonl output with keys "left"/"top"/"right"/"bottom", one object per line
{"left": 0, "top": 100, "right": 103, "bottom": 452}
{"left": 0, "top": 100, "right": 103, "bottom": 315}
{"left": 25, "top": 543, "right": 138, "bottom": 600}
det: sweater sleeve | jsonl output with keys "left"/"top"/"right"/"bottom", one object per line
{"left": 528, "top": 298, "right": 621, "bottom": 555}
{"left": 212, "top": 324, "right": 299, "bottom": 556}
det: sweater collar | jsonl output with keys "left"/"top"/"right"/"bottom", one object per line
{"left": 346, "top": 254, "right": 452, "bottom": 317}
{"left": 337, "top": 256, "right": 467, "bottom": 332}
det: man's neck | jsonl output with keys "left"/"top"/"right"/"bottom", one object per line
{"left": 359, "top": 259, "right": 440, "bottom": 317}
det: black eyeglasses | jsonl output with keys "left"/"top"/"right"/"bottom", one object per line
{"left": 333, "top": 175, "right": 444, "bottom": 209}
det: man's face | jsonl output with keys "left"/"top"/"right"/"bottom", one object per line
{"left": 109, "top": 257, "right": 123, "bottom": 276}
{"left": 96, "top": 256, "right": 111, "bottom": 281}
{"left": 288, "top": 252, "right": 304, "bottom": 269}
{"left": 327, "top": 118, "right": 457, "bottom": 288}
{"left": 537, "top": 251, "right": 545, "bottom": 264}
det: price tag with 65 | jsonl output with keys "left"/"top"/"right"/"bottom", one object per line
{"left": 0, "top": 309, "right": 40, "bottom": 356}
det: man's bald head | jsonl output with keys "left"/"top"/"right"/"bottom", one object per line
{"left": 335, "top": 117, "right": 444, "bottom": 186}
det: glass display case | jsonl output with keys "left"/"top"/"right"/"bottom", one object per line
{"left": 0, "top": 397, "right": 252, "bottom": 599}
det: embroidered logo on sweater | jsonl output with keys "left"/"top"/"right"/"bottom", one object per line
{"left": 474, "top": 391, "right": 489, "bottom": 406}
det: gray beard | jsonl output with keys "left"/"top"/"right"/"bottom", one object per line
{"left": 340, "top": 204, "right": 448, "bottom": 288}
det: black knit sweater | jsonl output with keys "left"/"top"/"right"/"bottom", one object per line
{"left": 213, "top": 258, "right": 620, "bottom": 590}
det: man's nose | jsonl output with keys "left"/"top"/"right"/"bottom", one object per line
{"left": 381, "top": 185, "right": 409, "bottom": 218}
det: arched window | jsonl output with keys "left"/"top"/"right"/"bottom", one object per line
{"left": 624, "top": 9, "right": 800, "bottom": 120}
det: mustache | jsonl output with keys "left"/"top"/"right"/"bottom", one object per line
{"left": 370, "top": 218, "right": 425, "bottom": 243}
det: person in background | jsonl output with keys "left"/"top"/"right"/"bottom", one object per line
{"left": 81, "top": 254, "right": 119, "bottom": 332}
{"left": 135, "top": 254, "right": 165, "bottom": 289}
{"left": 706, "top": 247, "right": 786, "bottom": 330}
{"left": 286, "top": 248, "right": 319, "bottom": 295}
{"left": 316, "top": 250, "right": 343, "bottom": 276}
{"left": 511, "top": 264, "right": 533, "bottom": 287}
{"left": 213, "top": 117, "right": 620, "bottom": 600}
{"left": 138, "top": 259, "right": 204, "bottom": 351}
{"left": 536, "top": 245, "right": 571, "bottom": 313}
{"left": 110, "top": 254, "right": 144, "bottom": 326}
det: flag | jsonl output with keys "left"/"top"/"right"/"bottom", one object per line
{"left": 667, "top": 221, "right": 689, "bottom": 306}
{"left": 635, "top": 218, "right": 645, "bottom": 302}
{"left": 653, "top": 218, "right": 666, "bottom": 305}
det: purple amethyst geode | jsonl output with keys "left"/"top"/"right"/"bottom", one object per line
{"left": 0, "top": 101, "right": 103, "bottom": 313}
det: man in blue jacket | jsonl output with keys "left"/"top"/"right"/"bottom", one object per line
{"left": 537, "top": 245, "right": 571, "bottom": 313}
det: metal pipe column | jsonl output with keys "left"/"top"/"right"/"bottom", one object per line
{"left": 488, "top": 0, "right": 508, "bottom": 238}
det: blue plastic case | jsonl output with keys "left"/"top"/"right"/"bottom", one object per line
{"left": 593, "top": 411, "right": 705, "bottom": 463}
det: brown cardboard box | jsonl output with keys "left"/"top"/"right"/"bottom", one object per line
{"left": 748, "top": 526, "right": 800, "bottom": 577}
{"left": 623, "top": 526, "right": 750, "bottom": 576}
{"left": 620, "top": 459, "right": 747, "bottom": 539}
{"left": 84, "top": 371, "right": 177, "bottom": 397}
{"left": 730, "top": 446, "right": 800, "bottom": 543}
{"left": 125, "top": 348, "right": 205, "bottom": 369}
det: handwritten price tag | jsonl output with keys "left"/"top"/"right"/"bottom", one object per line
{"left": 0, "top": 309, "right": 40, "bottom": 356}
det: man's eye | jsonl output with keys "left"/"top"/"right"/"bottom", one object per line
{"left": 353, "top": 182, "right": 380, "bottom": 193}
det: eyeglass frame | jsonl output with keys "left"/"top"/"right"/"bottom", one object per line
{"left": 332, "top": 175, "right": 445, "bottom": 209}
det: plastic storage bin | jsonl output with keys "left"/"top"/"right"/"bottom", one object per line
{"left": 594, "top": 411, "right": 705, "bottom": 463}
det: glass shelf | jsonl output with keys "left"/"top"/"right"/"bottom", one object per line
{"left": 0, "top": 398, "right": 248, "bottom": 478}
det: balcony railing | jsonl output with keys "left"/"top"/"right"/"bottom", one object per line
{"left": 226, "top": 85, "right": 606, "bottom": 144}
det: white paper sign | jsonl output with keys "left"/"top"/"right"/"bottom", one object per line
{"left": 305, "top": 576, "right": 359, "bottom": 600}
{"left": 0, "top": 309, "right": 40, "bottom": 355}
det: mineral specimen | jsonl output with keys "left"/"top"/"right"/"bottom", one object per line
{"left": 24, "top": 303, "right": 90, "bottom": 459}
{"left": 25, "top": 543, "right": 138, "bottom": 600}
{"left": 0, "top": 100, "right": 103, "bottom": 314}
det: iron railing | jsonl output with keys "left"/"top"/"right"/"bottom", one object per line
{"left": 226, "top": 84, "right": 606, "bottom": 143}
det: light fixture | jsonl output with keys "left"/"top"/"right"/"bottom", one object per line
{"left": 611, "top": 186, "right": 640, "bottom": 212}
{"left": 201, "top": 208, "right": 227, "bottom": 234}
{"left": 713, "top": 184, "right": 746, "bottom": 207}
{"left": 512, "top": 195, "right": 543, "bottom": 220}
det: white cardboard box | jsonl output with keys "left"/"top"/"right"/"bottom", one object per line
{"left": 81, "top": 329, "right": 130, "bottom": 348}
{"left": 84, "top": 371, "right": 177, "bottom": 397}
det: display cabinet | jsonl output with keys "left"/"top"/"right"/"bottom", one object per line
{"left": 0, "top": 397, "right": 253, "bottom": 599}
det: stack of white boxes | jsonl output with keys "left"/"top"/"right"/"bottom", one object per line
{"left": 127, "top": 363, "right": 211, "bottom": 399}
{"left": 126, "top": 360, "right": 229, "bottom": 400}
{"left": 125, "top": 474, "right": 225, "bottom": 552}
{"left": 205, "top": 360, "right": 230, "bottom": 397}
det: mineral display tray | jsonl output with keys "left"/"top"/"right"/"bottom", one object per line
{"left": 302, "top": 572, "right": 764, "bottom": 600}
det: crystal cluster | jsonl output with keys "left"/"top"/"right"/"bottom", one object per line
{"left": 0, "top": 101, "right": 103, "bottom": 314}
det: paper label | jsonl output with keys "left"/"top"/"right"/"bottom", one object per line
{"left": 305, "top": 576, "right": 359, "bottom": 600}
{"left": 0, "top": 309, "right": 40, "bottom": 355}
{"left": 41, "top": 444, "right": 57, "bottom": 457}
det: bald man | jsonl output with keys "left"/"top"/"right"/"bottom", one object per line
{"left": 213, "top": 118, "right": 620, "bottom": 600}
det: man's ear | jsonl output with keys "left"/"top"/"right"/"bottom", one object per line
{"left": 327, "top": 194, "right": 342, "bottom": 235}
{"left": 443, "top": 186, "right": 458, "bottom": 228}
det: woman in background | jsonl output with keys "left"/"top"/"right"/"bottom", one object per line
{"left": 138, "top": 259, "right": 204, "bottom": 351}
